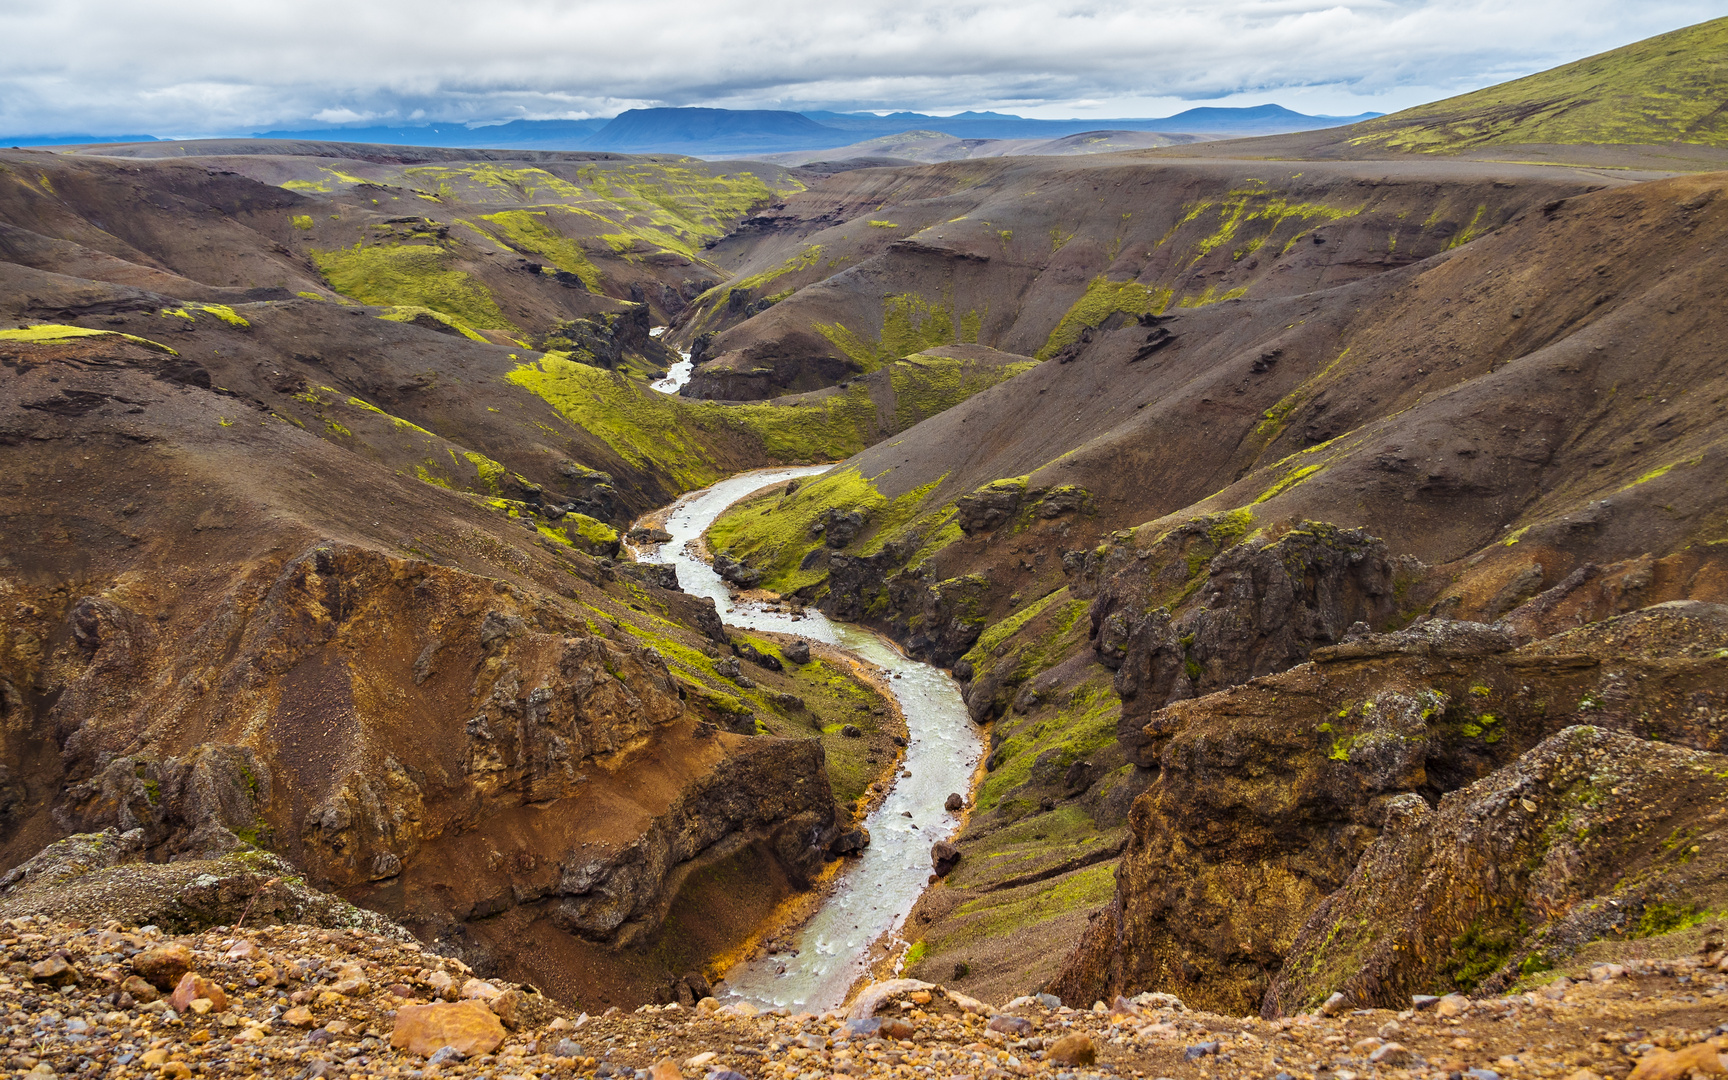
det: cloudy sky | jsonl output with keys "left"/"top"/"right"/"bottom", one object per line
{"left": 4, "top": 0, "right": 1725, "bottom": 135}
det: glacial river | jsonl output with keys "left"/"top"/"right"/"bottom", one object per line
{"left": 650, "top": 330, "right": 694, "bottom": 394}
{"left": 634, "top": 468, "right": 983, "bottom": 1012}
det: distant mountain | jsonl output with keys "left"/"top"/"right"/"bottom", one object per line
{"left": 0, "top": 134, "right": 162, "bottom": 147}
{"left": 249, "top": 119, "right": 609, "bottom": 150}
{"left": 583, "top": 108, "right": 846, "bottom": 154}
{"left": 752, "top": 128, "right": 1211, "bottom": 167}
{"left": 1344, "top": 15, "right": 1728, "bottom": 153}
{"left": 1145, "top": 103, "right": 1381, "bottom": 133}
{"left": 8, "top": 104, "right": 1379, "bottom": 158}
{"left": 800, "top": 105, "right": 1379, "bottom": 142}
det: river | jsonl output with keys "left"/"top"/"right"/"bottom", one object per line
{"left": 633, "top": 467, "right": 983, "bottom": 1013}
{"left": 650, "top": 330, "right": 694, "bottom": 394}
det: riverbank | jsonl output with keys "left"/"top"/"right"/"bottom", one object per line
{"left": 635, "top": 467, "right": 985, "bottom": 1013}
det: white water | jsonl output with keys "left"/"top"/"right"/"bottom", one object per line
{"left": 652, "top": 330, "right": 694, "bottom": 395}
{"left": 634, "top": 468, "right": 983, "bottom": 1012}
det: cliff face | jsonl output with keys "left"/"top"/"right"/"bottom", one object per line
{"left": 0, "top": 323, "right": 853, "bottom": 1005}
{"left": 1049, "top": 602, "right": 1728, "bottom": 1014}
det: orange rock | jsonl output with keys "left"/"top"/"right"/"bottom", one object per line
{"left": 390, "top": 1001, "right": 507, "bottom": 1058}
{"left": 1628, "top": 1044, "right": 1728, "bottom": 1080}
{"left": 650, "top": 1060, "right": 684, "bottom": 1080}
{"left": 120, "top": 975, "right": 160, "bottom": 1003}
{"left": 132, "top": 944, "right": 193, "bottom": 990}
{"left": 283, "top": 1006, "right": 315, "bottom": 1028}
{"left": 169, "top": 972, "right": 228, "bottom": 1014}
{"left": 1047, "top": 1034, "right": 1096, "bottom": 1066}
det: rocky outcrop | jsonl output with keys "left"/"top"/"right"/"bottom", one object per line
{"left": 537, "top": 303, "right": 679, "bottom": 374}
{"left": 545, "top": 737, "right": 837, "bottom": 947}
{"left": 1048, "top": 603, "right": 1728, "bottom": 1014}
{"left": 1086, "top": 520, "right": 1401, "bottom": 764}
{"left": 0, "top": 828, "right": 407, "bottom": 936}
{"left": 1267, "top": 724, "right": 1728, "bottom": 1015}
{"left": 1, "top": 536, "right": 843, "bottom": 997}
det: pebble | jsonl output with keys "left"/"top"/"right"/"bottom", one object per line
{"left": 1, "top": 917, "right": 1725, "bottom": 1080}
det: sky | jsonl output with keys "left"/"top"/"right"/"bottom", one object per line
{"left": 3, "top": 0, "right": 1726, "bottom": 136}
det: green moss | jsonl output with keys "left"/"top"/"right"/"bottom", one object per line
{"left": 507, "top": 354, "right": 880, "bottom": 492}
{"left": 375, "top": 305, "right": 491, "bottom": 343}
{"left": 311, "top": 243, "right": 513, "bottom": 330}
{"left": 1255, "top": 348, "right": 1351, "bottom": 439}
{"left": 291, "top": 214, "right": 314, "bottom": 230}
{"left": 696, "top": 244, "right": 825, "bottom": 318}
{"left": 1346, "top": 18, "right": 1728, "bottom": 153}
{"left": 964, "top": 586, "right": 1067, "bottom": 669}
{"left": 950, "top": 859, "right": 1116, "bottom": 938}
{"left": 707, "top": 466, "right": 884, "bottom": 594}
{"left": 1441, "top": 915, "right": 1522, "bottom": 991}
{"left": 459, "top": 450, "right": 508, "bottom": 494}
{"left": 975, "top": 676, "right": 1115, "bottom": 813}
{"left": 1176, "top": 285, "right": 1250, "bottom": 308}
{"left": 1037, "top": 276, "right": 1170, "bottom": 360}
{"left": 1634, "top": 901, "right": 1707, "bottom": 937}
{"left": 888, "top": 353, "right": 1035, "bottom": 432}
{"left": 479, "top": 209, "right": 603, "bottom": 291}
{"left": 1168, "top": 187, "right": 1364, "bottom": 266}
{"left": 1254, "top": 464, "right": 1325, "bottom": 503}
{"left": 0, "top": 324, "right": 178, "bottom": 354}
{"left": 160, "top": 303, "right": 249, "bottom": 328}
{"left": 568, "top": 513, "right": 620, "bottom": 548}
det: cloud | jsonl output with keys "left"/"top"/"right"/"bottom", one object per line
{"left": 1, "top": 0, "right": 1723, "bottom": 134}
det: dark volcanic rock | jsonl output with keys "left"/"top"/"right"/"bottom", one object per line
{"left": 1089, "top": 520, "right": 1399, "bottom": 763}
{"left": 1048, "top": 602, "right": 1728, "bottom": 1015}
{"left": 714, "top": 553, "right": 763, "bottom": 587}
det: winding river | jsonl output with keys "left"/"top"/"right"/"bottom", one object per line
{"left": 634, "top": 468, "right": 983, "bottom": 1012}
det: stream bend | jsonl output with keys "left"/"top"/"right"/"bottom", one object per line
{"left": 635, "top": 467, "right": 983, "bottom": 1012}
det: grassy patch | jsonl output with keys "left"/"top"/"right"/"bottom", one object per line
{"left": 312, "top": 243, "right": 513, "bottom": 330}
{"left": 949, "top": 861, "right": 1116, "bottom": 939}
{"left": 479, "top": 209, "right": 603, "bottom": 291}
{"left": 0, "top": 324, "right": 178, "bottom": 354}
{"left": 1037, "top": 276, "right": 1170, "bottom": 360}
{"left": 506, "top": 355, "right": 883, "bottom": 491}
{"left": 888, "top": 353, "right": 1035, "bottom": 436}
{"left": 706, "top": 466, "right": 885, "bottom": 594}
{"left": 975, "top": 677, "right": 1118, "bottom": 812}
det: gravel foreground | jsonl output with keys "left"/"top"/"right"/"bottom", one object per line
{"left": 1, "top": 919, "right": 1725, "bottom": 1080}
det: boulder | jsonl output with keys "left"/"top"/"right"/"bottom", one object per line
{"left": 831, "top": 827, "right": 871, "bottom": 855}
{"left": 133, "top": 940, "right": 195, "bottom": 988}
{"left": 390, "top": 1000, "right": 507, "bottom": 1058}
{"left": 734, "top": 643, "right": 783, "bottom": 671}
{"left": 29, "top": 956, "right": 79, "bottom": 986}
{"left": 945, "top": 793, "right": 965, "bottom": 812}
{"left": 714, "top": 554, "right": 762, "bottom": 588}
{"left": 931, "top": 841, "right": 961, "bottom": 876}
{"left": 169, "top": 972, "right": 227, "bottom": 1013}
{"left": 847, "top": 978, "right": 935, "bottom": 1020}
{"left": 783, "top": 640, "right": 811, "bottom": 665}
{"left": 1047, "top": 1034, "right": 1096, "bottom": 1066}
{"left": 490, "top": 987, "right": 557, "bottom": 1030}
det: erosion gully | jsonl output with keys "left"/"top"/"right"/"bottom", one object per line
{"left": 632, "top": 466, "right": 983, "bottom": 1013}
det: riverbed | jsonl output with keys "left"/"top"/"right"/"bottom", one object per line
{"left": 634, "top": 468, "right": 983, "bottom": 1012}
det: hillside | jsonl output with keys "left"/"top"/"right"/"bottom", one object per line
{"left": 671, "top": 154, "right": 1633, "bottom": 400}
{"left": 1342, "top": 16, "right": 1728, "bottom": 154}
{"left": 700, "top": 146, "right": 1728, "bottom": 1009}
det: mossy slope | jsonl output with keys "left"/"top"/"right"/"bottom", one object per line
{"left": 1346, "top": 16, "right": 1728, "bottom": 152}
